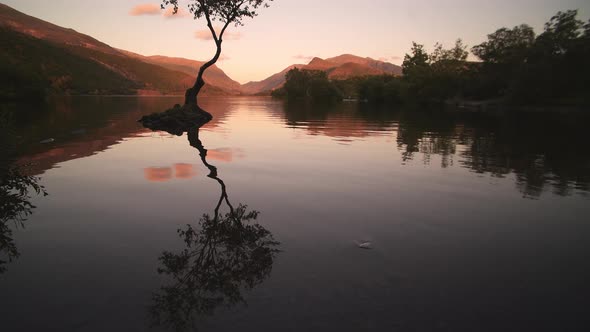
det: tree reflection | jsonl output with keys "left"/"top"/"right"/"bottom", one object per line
{"left": 0, "top": 112, "right": 47, "bottom": 274}
{"left": 394, "top": 111, "right": 590, "bottom": 198}
{"left": 148, "top": 122, "right": 279, "bottom": 331}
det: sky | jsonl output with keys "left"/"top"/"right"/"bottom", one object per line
{"left": 3, "top": 0, "right": 589, "bottom": 83}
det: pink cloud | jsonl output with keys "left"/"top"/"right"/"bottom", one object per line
{"left": 195, "top": 27, "right": 242, "bottom": 41}
{"left": 129, "top": 4, "right": 160, "bottom": 16}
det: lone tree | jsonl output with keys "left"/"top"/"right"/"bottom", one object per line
{"left": 162, "top": 0, "right": 273, "bottom": 106}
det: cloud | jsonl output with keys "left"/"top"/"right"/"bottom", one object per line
{"left": 129, "top": 4, "right": 160, "bottom": 16}
{"left": 293, "top": 54, "right": 315, "bottom": 62}
{"left": 163, "top": 7, "right": 190, "bottom": 18}
{"left": 195, "top": 27, "right": 242, "bottom": 41}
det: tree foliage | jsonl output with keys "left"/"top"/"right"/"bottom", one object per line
{"left": 472, "top": 25, "right": 536, "bottom": 64}
{"left": 402, "top": 42, "right": 429, "bottom": 76}
{"left": 280, "top": 68, "right": 342, "bottom": 102}
{"left": 163, "top": 0, "right": 271, "bottom": 27}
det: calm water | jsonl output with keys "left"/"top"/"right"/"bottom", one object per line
{"left": 1, "top": 96, "right": 590, "bottom": 331}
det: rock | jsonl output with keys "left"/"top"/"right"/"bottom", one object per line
{"left": 356, "top": 241, "right": 372, "bottom": 250}
{"left": 138, "top": 103, "right": 212, "bottom": 135}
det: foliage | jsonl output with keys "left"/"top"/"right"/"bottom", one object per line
{"left": 399, "top": 39, "right": 470, "bottom": 103}
{"left": 394, "top": 9, "right": 590, "bottom": 106}
{"left": 150, "top": 204, "right": 279, "bottom": 331}
{"left": 402, "top": 42, "right": 429, "bottom": 76}
{"left": 163, "top": 0, "right": 273, "bottom": 27}
{"left": 471, "top": 25, "right": 536, "bottom": 64}
{"left": 468, "top": 10, "right": 590, "bottom": 104}
{"left": 280, "top": 68, "right": 342, "bottom": 102}
{"left": 358, "top": 75, "right": 404, "bottom": 104}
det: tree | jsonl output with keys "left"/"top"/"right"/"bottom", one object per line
{"left": 471, "top": 24, "right": 535, "bottom": 64}
{"left": 402, "top": 42, "right": 429, "bottom": 76}
{"left": 282, "top": 68, "right": 341, "bottom": 102}
{"left": 534, "top": 10, "right": 584, "bottom": 57}
{"left": 430, "top": 39, "right": 468, "bottom": 63}
{"left": 162, "top": 0, "right": 273, "bottom": 105}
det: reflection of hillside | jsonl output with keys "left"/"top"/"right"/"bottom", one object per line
{"left": 283, "top": 102, "right": 398, "bottom": 139}
{"left": 396, "top": 112, "right": 590, "bottom": 198}
{"left": 14, "top": 97, "right": 234, "bottom": 175}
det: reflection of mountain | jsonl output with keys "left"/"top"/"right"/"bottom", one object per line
{"left": 14, "top": 97, "right": 234, "bottom": 176}
{"left": 242, "top": 54, "right": 402, "bottom": 95}
{"left": 283, "top": 102, "right": 398, "bottom": 139}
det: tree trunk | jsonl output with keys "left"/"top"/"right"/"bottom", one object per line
{"left": 184, "top": 41, "right": 223, "bottom": 106}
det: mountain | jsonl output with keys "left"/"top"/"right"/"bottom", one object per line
{"left": 241, "top": 65, "right": 299, "bottom": 95}
{"left": 0, "top": 3, "right": 121, "bottom": 56}
{"left": 242, "top": 54, "right": 402, "bottom": 95}
{"left": 119, "top": 50, "right": 241, "bottom": 94}
{"left": 0, "top": 3, "right": 236, "bottom": 98}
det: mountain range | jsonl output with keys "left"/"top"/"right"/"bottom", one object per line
{"left": 242, "top": 55, "right": 402, "bottom": 94}
{"left": 0, "top": 3, "right": 401, "bottom": 98}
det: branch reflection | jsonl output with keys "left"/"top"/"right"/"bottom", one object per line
{"left": 1, "top": 113, "right": 47, "bottom": 274}
{"left": 148, "top": 118, "right": 279, "bottom": 331}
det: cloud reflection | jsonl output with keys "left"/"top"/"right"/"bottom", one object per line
{"left": 174, "top": 163, "right": 196, "bottom": 179}
{"left": 144, "top": 167, "right": 173, "bottom": 182}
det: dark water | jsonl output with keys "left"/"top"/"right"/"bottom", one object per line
{"left": 1, "top": 96, "right": 590, "bottom": 331}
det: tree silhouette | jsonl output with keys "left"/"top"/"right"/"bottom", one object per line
{"left": 162, "top": 0, "right": 273, "bottom": 105}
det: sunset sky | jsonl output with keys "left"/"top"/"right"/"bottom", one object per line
{"left": 3, "top": 0, "right": 589, "bottom": 83}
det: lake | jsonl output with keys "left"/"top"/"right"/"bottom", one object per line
{"left": 1, "top": 96, "right": 590, "bottom": 331}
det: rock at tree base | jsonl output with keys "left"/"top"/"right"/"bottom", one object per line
{"left": 138, "top": 104, "right": 213, "bottom": 136}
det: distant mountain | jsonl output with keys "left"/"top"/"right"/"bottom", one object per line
{"left": 0, "top": 3, "right": 237, "bottom": 98}
{"left": 242, "top": 54, "right": 402, "bottom": 95}
{"left": 241, "top": 65, "right": 299, "bottom": 95}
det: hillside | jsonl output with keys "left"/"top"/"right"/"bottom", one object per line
{"left": 0, "top": 3, "right": 236, "bottom": 98}
{"left": 241, "top": 55, "right": 402, "bottom": 95}
{"left": 119, "top": 51, "right": 241, "bottom": 94}
{"left": 0, "top": 27, "right": 140, "bottom": 98}
{"left": 0, "top": 3, "right": 120, "bottom": 56}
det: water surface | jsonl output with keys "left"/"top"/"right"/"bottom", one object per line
{"left": 1, "top": 96, "right": 589, "bottom": 331}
